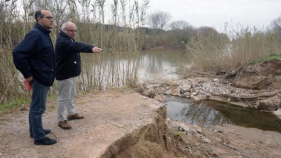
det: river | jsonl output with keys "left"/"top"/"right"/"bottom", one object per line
{"left": 138, "top": 50, "right": 187, "bottom": 82}
{"left": 82, "top": 50, "right": 281, "bottom": 133}
{"left": 138, "top": 50, "right": 281, "bottom": 133}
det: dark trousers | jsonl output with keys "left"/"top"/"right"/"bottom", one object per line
{"left": 29, "top": 79, "right": 50, "bottom": 140}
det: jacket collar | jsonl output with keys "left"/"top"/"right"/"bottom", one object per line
{"left": 34, "top": 23, "right": 51, "bottom": 34}
{"left": 59, "top": 30, "right": 75, "bottom": 41}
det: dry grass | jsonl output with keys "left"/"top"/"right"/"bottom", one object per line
{"left": 186, "top": 27, "right": 281, "bottom": 72}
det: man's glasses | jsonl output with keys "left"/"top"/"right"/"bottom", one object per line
{"left": 42, "top": 16, "right": 55, "bottom": 20}
{"left": 66, "top": 29, "right": 77, "bottom": 33}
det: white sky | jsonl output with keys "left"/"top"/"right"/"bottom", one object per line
{"left": 148, "top": 0, "right": 281, "bottom": 32}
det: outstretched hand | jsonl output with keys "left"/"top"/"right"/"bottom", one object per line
{"left": 92, "top": 47, "right": 102, "bottom": 53}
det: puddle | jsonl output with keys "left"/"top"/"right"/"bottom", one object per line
{"left": 166, "top": 96, "right": 281, "bottom": 133}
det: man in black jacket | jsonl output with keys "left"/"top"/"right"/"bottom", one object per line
{"left": 12, "top": 9, "right": 57, "bottom": 145}
{"left": 55, "top": 22, "right": 102, "bottom": 129}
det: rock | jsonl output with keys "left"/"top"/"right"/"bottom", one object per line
{"left": 183, "top": 92, "right": 191, "bottom": 97}
{"left": 164, "top": 89, "right": 172, "bottom": 95}
{"left": 191, "top": 92, "right": 198, "bottom": 96}
{"left": 191, "top": 95, "right": 202, "bottom": 101}
{"left": 172, "top": 88, "right": 180, "bottom": 96}
{"left": 213, "top": 78, "right": 219, "bottom": 82}
{"left": 257, "top": 96, "right": 279, "bottom": 111}
{"left": 181, "top": 83, "right": 192, "bottom": 92}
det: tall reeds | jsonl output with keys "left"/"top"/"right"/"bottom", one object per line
{"left": 186, "top": 26, "right": 281, "bottom": 72}
{"left": 0, "top": 0, "right": 149, "bottom": 104}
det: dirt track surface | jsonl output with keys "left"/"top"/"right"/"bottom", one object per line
{"left": 0, "top": 89, "right": 164, "bottom": 158}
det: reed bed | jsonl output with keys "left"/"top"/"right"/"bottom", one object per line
{"left": 0, "top": 0, "right": 148, "bottom": 106}
{"left": 186, "top": 27, "right": 281, "bottom": 72}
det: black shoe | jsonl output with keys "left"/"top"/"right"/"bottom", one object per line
{"left": 34, "top": 137, "right": 57, "bottom": 145}
{"left": 30, "top": 129, "right": 51, "bottom": 138}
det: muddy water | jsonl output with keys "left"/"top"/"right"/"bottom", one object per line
{"left": 138, "top": 50, "right": 187, "bottom": 82}
{"left": 165, "top": 96, "right": 281, "bottom": 133}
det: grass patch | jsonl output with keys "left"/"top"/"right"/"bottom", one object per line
{"left": 0, "top": 99, "right": 29, "bottom": 115}
{"left": 167, "top": 128, "right": 188, "bottom": 142}
{"left": 249, "top": 54, "right": 281, "bottom": 65}
{"left": 0, "top": 94, "right": 58, "bottom": 115}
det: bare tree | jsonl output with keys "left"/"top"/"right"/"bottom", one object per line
{"left": 197, "top": 26, "right": 219, "bottom": 37}
{"left": 170, "top": 20, "right": 190, "bottom": 30}
{"left": 270, "top": 16, "right": 281, "bottom": 39}
{"left": 147, "top": 11, "right": 171, "bottom": 30}
{"left": 0, "top": 1, "right": 6, "bottom": 47}
{"left": 271, "top": 16, "right": 281, "bottom": 30}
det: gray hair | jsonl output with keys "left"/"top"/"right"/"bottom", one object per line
{"left": 61, "top": 22, "right": 69, "bottom": 31}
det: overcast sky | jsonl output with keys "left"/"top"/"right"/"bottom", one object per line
{"left": 147, "top": 0, "right": 281, "bottom": 32}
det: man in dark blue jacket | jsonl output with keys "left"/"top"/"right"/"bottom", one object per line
{"left": 55, "top": 22, "right": 102, "bottom": 129}
{"left": 12, "top": 10, "right": 57, "bottom": 145}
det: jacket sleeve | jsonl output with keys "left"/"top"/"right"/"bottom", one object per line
{"left": 12, "top": 31, "right": 39, "bottom": 78}
{"left": 57, "top": 38, "right": 94, "bottom": 53}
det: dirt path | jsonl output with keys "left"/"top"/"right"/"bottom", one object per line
{"left": 0, "top": 89, "right": 165, "bottom": 158}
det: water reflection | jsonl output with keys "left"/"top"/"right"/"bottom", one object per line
{"left": 80, "top": 50, "right": 187, "bottom": 88}
{"left": 206, "top": 100, "right": 281, "bottom": 133}
{"left": 166, "top": 97, "right": 232, "bottom": 128}
{"left": 166, "top": 96, "right": 281, "bottom": 133}
{"left": 138, "top": 50, "right": 187, "bottom": 82}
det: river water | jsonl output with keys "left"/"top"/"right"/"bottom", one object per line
{"left": 138, "top": 50, "right": 187, "bottom": 82}
{"left": 139, "top": 50, "right": 281, "bottom": 133}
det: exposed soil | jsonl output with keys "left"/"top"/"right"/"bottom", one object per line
{"left": 230, "top": 59, "right": 281, "bottom": 90}
{"left": 0, "top": 89, "right": 170, "bottom": 158}
{"left": 0, "top": 59, "right": 281, "bottom": 158}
